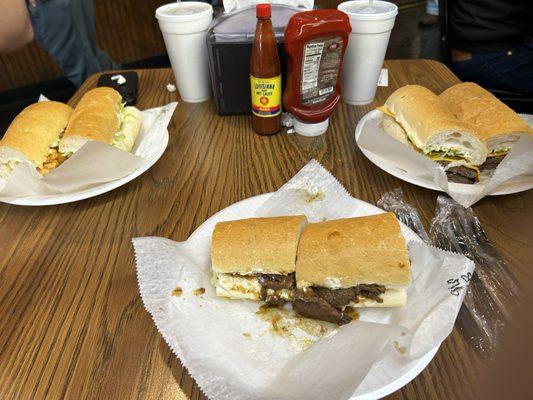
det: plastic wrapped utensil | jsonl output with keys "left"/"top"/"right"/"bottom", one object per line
{"left": 429, "top": 196, "right": 520, "bottom": 359}
{"left": 377, "top": 187, "right": 430, "bottom": 242}
{"left": 378, "top": 189, "right": 518, "bottom": 360}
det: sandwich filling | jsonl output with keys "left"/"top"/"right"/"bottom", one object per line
{"left": 0, "top": 159, "right": 21, "bottom": 186}
{"left": 213, "top": 272, "right": 295, "bottom": 305}
{"left": 292, "top": 285, "right": 385, "bottom": 325}
{"left": 0, "top": 133, "right": 67, "bottom": 185}
{"left": 379, "top": 108, "right": 481, "bottom": 184}
{"left": 111, "top": 106, "right": 142, "bottom": 152}
{"left": 214, "top": 272, "right": 397, "bottom": 325}
{"left": 479, "top": 149, "right": 509, "bottom": 172}
{"left": 37, "top": 137, "right": 68, "bottom": 175}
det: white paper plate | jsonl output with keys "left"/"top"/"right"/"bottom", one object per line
{"left": 355, "top": 110, "right": 533, "bottom": 196}
{"left": 1, "top": 129, "right": 169, "bottom": 206}
{"left": 190, "top": 193, "right": 439, "bottom": 400}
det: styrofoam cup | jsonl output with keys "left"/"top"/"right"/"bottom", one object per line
{"left": 156, "top": 2, "right": 213, "bottom": 103}
{"left": 338, "top": 1, "right": 398, "bottom": 105}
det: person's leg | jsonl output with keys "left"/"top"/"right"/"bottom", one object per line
{"left": 420, "top": 0, "right": 439, "bottom": 26}
{"left": 426, "top": 0, "right": 439, "bottom": 16}
{"left": 450, "top": 43, "right": 533, "bottom": 94}
{"left": 28, "top": 0, "right": 89, "bottom": 86}
{"left": 76, "top": 0, "right": 120, "bottom": 71}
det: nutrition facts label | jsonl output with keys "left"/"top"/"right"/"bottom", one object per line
{"left": 302, "top": 42, "right": 325, "bottom": 92}
{"left": 300, "top": 36, "right": 343, "bottom": 105}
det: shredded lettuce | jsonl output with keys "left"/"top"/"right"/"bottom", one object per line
{"left": 426, "top": 146, "right": 469, "bottom": 159}
{"left": 112, "top": 106, "right": 142, "bottom": 151}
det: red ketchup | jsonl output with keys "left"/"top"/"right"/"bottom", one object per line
{"left": 283, "top": 10, "right": 351, "bottom": 136}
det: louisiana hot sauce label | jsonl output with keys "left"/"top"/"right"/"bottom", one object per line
{"left": 250, "top": 75, "right": 282, "bottom": 117}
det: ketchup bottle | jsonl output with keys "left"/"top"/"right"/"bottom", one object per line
{"left": 250, "top": 3, "right": 282, "bottom": 135}
{"left": 284, "top": 10, "right": 351, "bottom": 136}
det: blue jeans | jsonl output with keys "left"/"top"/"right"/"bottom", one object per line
{"left": 450, "top": 41, "right": 533, "bottom": 94}
{"left": 28, "top": 0, "right": 120, "bottom": 87}
{"left": 426, "top": 0, "right": 438, "bottom": 16}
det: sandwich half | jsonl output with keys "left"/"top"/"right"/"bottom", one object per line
{"left": 378, "top": 85, "right": 488, "bottom": 184}
{"left": 440, "top": 82, "right": 533, "bottom": 172}
{"left": 211, "top": 216, "right": 307, "bottom": 305}
{"left": 59, "top": 87, "right": 142, "bottom": 156}
{"left": 0, "top": 101, "right": 73, "bottom": 189}
{"left": 293, "top": 212, "right": 411, "bottom": 325}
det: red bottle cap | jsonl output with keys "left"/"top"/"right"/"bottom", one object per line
{"left": 256, "top": 3, "right": 271, "bottom": 18}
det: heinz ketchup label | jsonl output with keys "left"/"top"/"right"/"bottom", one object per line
{"left": 250, "top": 75, "right": 282, "bottom": 117}
{"left": 300, "top": 36, "right": 343, "bottom": 105}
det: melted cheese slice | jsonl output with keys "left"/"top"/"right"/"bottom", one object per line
{"left": 377, "top": 106, "right": 396, "bottom": 117}
{"left": 488, "top": 150, "right": 508, "bottom": 158}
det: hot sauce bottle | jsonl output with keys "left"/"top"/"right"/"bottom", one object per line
{"left": 284, "top": 10, "right": 351, "bottom": 136}
{"left": 250, "top": 3, "right": 282, "bottom": 135}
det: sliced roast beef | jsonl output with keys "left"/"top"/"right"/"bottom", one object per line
{"left": 258, "top": 273, "right": 296, "bottom": 306}
{"left": 313, "top": 287, "right": 356, "bottom": 308}
{"left": 480, "top": 155, "right": 506, "bottom": 172}
{"left": 258, "top": 273, "right": 295, "bottom": 290}
{"left": 354, "top": 284, "right": 386, "bottom": 303}
{"left": 293, "top": 288, "right": 351, "bottom": 325}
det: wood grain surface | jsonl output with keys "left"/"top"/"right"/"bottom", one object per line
{"left": 0, "top": 60, "right": 531, "bottom": 400}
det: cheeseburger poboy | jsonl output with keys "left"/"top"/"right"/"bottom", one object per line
{"left": 378, "top": 85, "right": 488, "bottom": 184}
{"left": 439, "top": 82, "right": 533, "bottom": 172}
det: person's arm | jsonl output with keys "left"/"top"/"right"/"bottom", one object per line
{"left": 0, "top": 0, "right": 34, "bottom": 53}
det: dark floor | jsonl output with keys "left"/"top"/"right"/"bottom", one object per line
{"left": 0, "top": 1, "right": 438, "bottom": 136}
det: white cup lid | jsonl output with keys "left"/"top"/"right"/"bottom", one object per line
{"left": 338, "top": 0, "right": 398, "bottom": 20}
{"left": 293, "top": 118, "right": 329, "bottom": 137}
{"left": 156, "top": 2, "right": 213, "bottom": 22}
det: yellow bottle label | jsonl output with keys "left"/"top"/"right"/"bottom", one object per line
{"left": 250, "top": 75, "right": 282, "bottom": 117}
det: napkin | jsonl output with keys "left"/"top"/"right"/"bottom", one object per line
{"left": 0, "top": 101, "right": 177, "bottom": 201}
{"left": 133, "top": 160, "right": 474, "bottom": 399}
{"left": 357, "top": 110, "right": 533, "bottom": 207}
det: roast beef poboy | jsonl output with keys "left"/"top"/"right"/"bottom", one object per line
{"left": 211, "top": 216, "right": 307, "bottom": 306}
{"left": 293, "top": 212, "right": 411, "bottom": 325}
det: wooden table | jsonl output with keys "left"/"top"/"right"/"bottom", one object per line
{"left": 1, "top": 60, "right": 532, "bottom": 400}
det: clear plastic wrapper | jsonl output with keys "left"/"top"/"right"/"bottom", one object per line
{"left": 429, "top": 196, "right": 520, "bottom": 359}
{"left": 377, "top": 188, "right": 430, "bottom": 242}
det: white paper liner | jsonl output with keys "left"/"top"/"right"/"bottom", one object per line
{"left": 133, "top": 160, "right": 474, "bottom": 400}
{"left": 0, "top": 99, "right": 177, "bottom": 200}
{"left": 356, "top": 110, "right": 533, "bottom": 207}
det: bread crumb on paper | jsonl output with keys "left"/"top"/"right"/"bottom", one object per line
{"left": 171, "top": 286, "right": 183, "bottom": 297}
{"left": 393, "top": 340, "right": 407, "bottom": 355}
{"left": 194, "top": 288, "right": 205, "bottom": 296}
{"left": 242, "top": 332, "right": 251, "bottom": 338}
{"left": 255, "top": 305, "right": 335, "bottom": 350}
{"left": 302, "top": 189, "right": 325, "bottom": 203}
